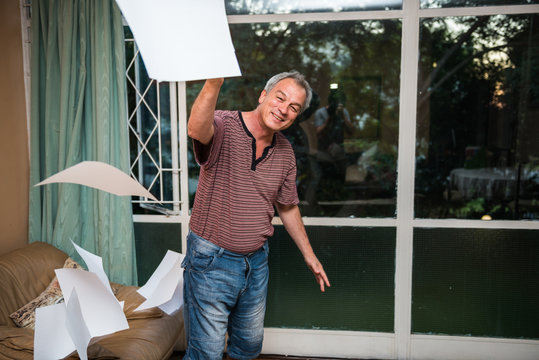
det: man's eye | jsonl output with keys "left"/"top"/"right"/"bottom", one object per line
{"left": 290, "top": 106, "right": 299, "bottom": 113}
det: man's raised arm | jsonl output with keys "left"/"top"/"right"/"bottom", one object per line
{"left": 187, "top": 78, "right": 224, "bottom": 145}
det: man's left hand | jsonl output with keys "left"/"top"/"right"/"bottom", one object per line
{"left": 305, "top": 255, "right": 330, "bottom": 292}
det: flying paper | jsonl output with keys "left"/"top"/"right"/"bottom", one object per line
{"left": 55, "top": 269, "right": 129, "bottom": 337}
{"left": 34, "top": 304, "right": 77, "bottom": 360}
{"left": 65, "top": 288, "right": 92, "bottom": 360}
{"left": 115, "top": 0, "right": 241, "bottom": 82}
{"left": 138, "top": 250, "right": 182, "bottom": 298}
{"left": 158, "top": 276, "right": 184, "bottom": 315}
{"left": 34, "top": 269, "right": 128, "bottom": 360}
{"left": 35, "top": 161, "right": 158, "bottom": 201}
{"left": 136, "top": 250, "right": 185, "bottom": 314}
{"left": 72, "top": 240, "right": 115, "bottom": 296}
{"left": 34, "top": 241, "right": 184, "bottom": 358}
{"left": 137, "top": 266, "right": 183, "bottom": 314}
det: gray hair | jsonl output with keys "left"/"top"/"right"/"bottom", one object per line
{"left": 264, "top": 71, "right": 313, "bottom": 114}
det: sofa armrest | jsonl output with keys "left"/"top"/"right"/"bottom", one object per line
{"left": 0, "top": 243, "right": 67, "bottom": 326}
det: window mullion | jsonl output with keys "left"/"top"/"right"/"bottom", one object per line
{"left": 177, "top": 81, "right": 190, "bottom": 249}
{"left": 170, "top": 82, "right": 180, "bottom": 214}
{"left": 395, "top": 0, "right": 421, "bottom": 359}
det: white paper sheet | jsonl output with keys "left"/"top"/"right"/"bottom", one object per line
{"left": 65, "top": 288, "right": 91, "bottom": 360}
{"left": 136, "top": 251, "right": 184, "bottom": 313}
{"left": 158, "top": 273, "right": 184, "bottom": 315}
{"left": 55, "top": 269, "right": 129, "bottom": 337}
{"left": 35, "top": 161, "right": 158, "bottom": 201}
{"left": 34, "top": 304, "right": 76, "bottom": 360}
{"left": 72, "top": 240, "right": 114, "bottom": 296}
{"left": 115, "top": 0, "right": 241, "bottom": 82}
{"left": 136, "top": 265, "right": 183, "bottom": 313}
{"left": 137, "top": 250, "right": 182, "bottom": 298}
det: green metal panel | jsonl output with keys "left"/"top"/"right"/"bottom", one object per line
{"left": 133, "top": 222, "right": 182, "bottom": 286}
{"left": 412, "top": 228, "right": 539, "bottom": 339}
{"left": 265, "top": 226, "right": 396, "bottom": 332}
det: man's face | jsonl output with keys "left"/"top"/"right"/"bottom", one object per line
{"left": 257, "top": 78, "right": 307, "bottom": 132}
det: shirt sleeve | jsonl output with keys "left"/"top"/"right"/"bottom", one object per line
{"left": 276, "top": 159, "right": 299, "bottom": 206}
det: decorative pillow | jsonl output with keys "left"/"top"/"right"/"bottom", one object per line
{"left": 9, "top": 257, "right": 83, "bottom": 329}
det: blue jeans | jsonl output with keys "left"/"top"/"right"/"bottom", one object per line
{"left": 182, "top": 230, "right": 269, "bottom": 360}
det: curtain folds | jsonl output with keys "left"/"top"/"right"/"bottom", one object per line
{"left": 29, "top": 0, "right": 137, "bottom": 285}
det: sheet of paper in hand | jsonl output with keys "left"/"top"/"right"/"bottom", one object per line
{"left": 115, "top": 0, "right": 242, "bottom": 82}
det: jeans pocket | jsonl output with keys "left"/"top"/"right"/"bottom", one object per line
{"left": 189, "top": 249, "right": 217, "bottom": 273}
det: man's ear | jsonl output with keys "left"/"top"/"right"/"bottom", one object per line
{"left": 258, "top": 90, "right": 267, "bottom": 104}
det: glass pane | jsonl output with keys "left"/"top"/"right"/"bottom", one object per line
{"left": 187, "top": 20, "right": 401, "bottom": 218}
{"left": 415, "top": 14, "right": 539, "bottom": 220}
{"left": 266, "top": 226, "right": 396, "bottom": 332}
{"left": 421, "top": 0, "right": 538, "bottom": 8}
{"left": 413, "top": 228, "right": 539, "bottom": 339}
{"left": 225, "top": 0, "right": 401, "bottom": 15}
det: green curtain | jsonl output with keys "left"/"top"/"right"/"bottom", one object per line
{"left": 28, "top": 0, "right": 137, "bottom": 285}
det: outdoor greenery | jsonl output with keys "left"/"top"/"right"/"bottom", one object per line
{"left": 415, "top": 14, "right": 539, "bottom": 219}
{"left": 126, "top": 3, "right": 538, "bottom": 220}
{"left": 186, "top": 20, "right": 402, "bottom": 217}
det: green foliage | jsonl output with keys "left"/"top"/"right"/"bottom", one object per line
{"left": 449, "top": 198, "right": 486, "bottom": 218}
{"left": 448, "top": 197, "right": 512, "bottom": 219}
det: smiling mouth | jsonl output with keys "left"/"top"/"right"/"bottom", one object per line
{"left": 272, "top": 113, "right": 284, "bottom": 122}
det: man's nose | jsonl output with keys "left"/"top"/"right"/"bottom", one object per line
{"left": 278, "top": 103, "right": 289, "bottom": 116}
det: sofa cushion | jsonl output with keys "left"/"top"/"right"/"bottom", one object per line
{"left": 0, "top": 242, "right": 67, "bottom": 327}
{"left": 0, "top": 327, "right": 32, "bottom": 360}
{"left": 9, "top": 258, "right": 83, "bottom": 329}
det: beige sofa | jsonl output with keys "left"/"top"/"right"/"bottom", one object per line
{"left": 0, "top": 242, "right": 185, "bottom": 359}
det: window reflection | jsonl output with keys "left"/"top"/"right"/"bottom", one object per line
{"left": 225, "top": 0, "right": 401, "bottom": 15}
{"left": 187, "top": 20, "right": 401, "bottom": 217}
{"left": 415, "top": 14, "right": 539, "bottom": 220}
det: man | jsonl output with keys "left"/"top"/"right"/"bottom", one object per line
{"left": 183, "top": 71, "right": 331, "bottom": 360}
{"left": 312, "top": 90, "right": 355, "bottom": 189}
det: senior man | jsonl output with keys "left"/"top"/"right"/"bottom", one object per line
{"left": 183, "top": 71, "right": 330, "bottom": 360}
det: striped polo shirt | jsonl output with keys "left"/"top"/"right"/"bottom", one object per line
{"left": 189, "top": 110, "right": 299, "bottom": 254}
